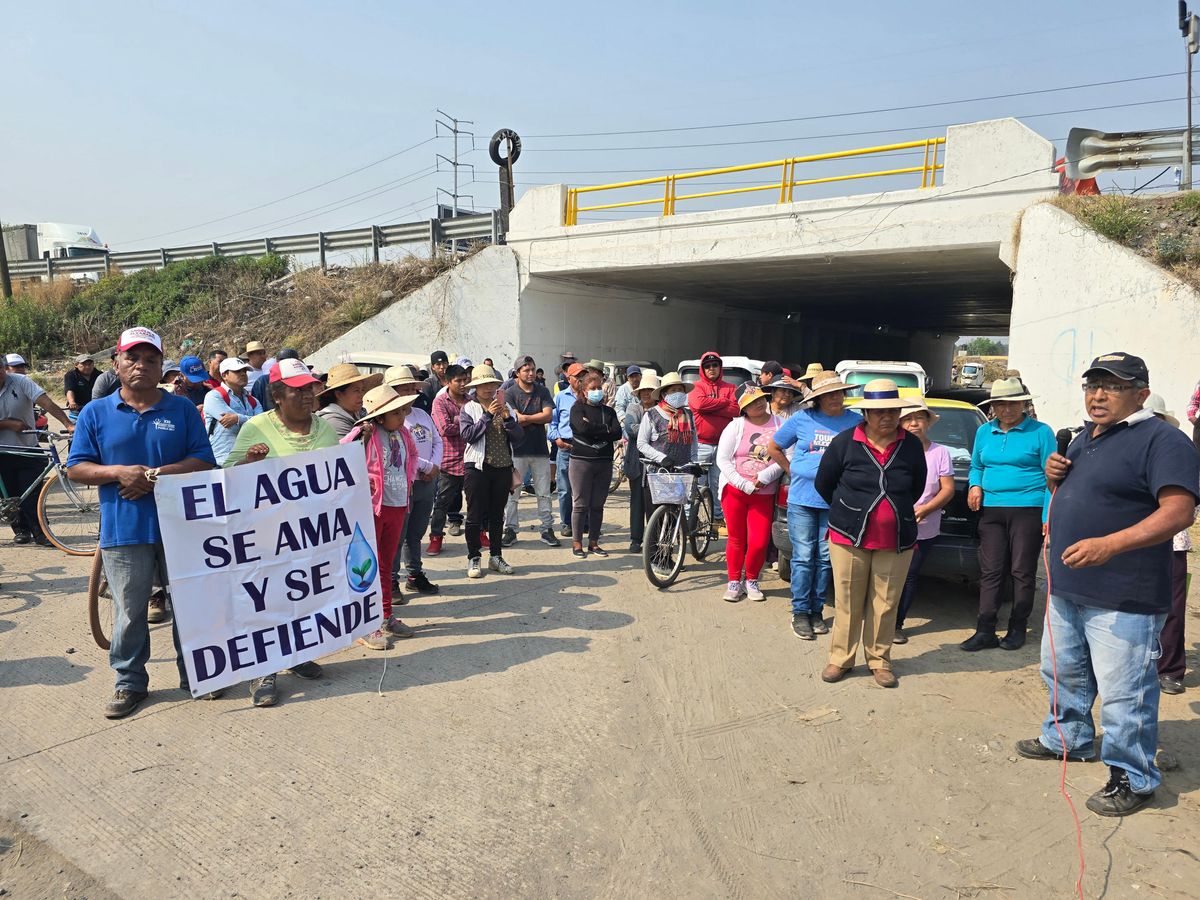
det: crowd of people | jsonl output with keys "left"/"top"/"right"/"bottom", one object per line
{"left": 0, "top": 330, "right": 1184, "bottom": 823}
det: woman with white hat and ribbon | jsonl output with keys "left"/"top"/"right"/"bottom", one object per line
{"left": 316, "top": 363, "right": 383, "bottom": 438}
{"left": 813, "top": 379, "right": 927, "bottom": 688}
{"left": 962, "top": 377, "right": 1055, "bottom": 653}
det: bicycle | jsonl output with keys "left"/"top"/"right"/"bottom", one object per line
{"left": 642, "top": 461, "right": 716, "bottom": 589}
{"left": 0, "top": 430, "right": 100, "bottom": 555}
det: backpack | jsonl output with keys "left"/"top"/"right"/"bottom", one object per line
{"left": 207, "top": 385, "right": 257, "bottom": 433}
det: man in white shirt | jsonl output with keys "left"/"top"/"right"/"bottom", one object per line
{"left": 0, "top": 365, "right": 73, "bottom": 543}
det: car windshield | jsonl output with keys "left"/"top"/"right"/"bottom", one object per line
{"left": 680, "top": 366, "right": 754, "bottom": 388}
{"left": 843, "top": 371, "right": 921, "bottom": 388}
{"left": 926, "top": 408, "right": 983, "bottom": 476}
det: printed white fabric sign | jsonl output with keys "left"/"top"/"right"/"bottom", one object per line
{"left": 157, "top": 443, "right": 381, "bottom": 696}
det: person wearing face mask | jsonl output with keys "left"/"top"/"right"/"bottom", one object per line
{"left": 568, "top": 370, "right": 623, "bottom": 558}
{"left": 637, "top": 372, "right": 700, "bottom": 523}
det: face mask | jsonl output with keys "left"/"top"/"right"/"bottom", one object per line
{"left": 586, "top": 389, "right": 604, "bottom": 404}
{"left": 665, "top": 392, "right": 688, "bottom": 410}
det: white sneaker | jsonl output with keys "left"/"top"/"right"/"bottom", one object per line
{"left": 745, "top": 580, "right": 765, "bottom": 602}
{"left": 488, "top": 556, "right": 515, "bottom": 575}
{"left": 467, "top": 558, "right": 483, "bottom": 579}
{"left": 770, "top": 561, "right": 779, "bottom": 573}
{"left": 722, "top": 580, "right": 743, "bottom": 602}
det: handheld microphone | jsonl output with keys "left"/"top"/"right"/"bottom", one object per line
{"left": 1055, "top": 428, "right": 1073, "bottom": 457}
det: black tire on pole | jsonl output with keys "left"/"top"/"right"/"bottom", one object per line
{"left": 643, "top": 504, "right": 685, "bottom": 589}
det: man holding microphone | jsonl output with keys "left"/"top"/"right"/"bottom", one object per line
{"left": 1016, "top": 353, "right": 1198, "bottom": 816}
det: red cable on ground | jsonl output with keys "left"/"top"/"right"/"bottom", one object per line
{"left": 1043, "top": 486, "right": 1086, "bottom": 900}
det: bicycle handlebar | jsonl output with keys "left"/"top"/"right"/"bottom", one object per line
{"left": 21, "top": 429, "right": 72, "bottom": 439}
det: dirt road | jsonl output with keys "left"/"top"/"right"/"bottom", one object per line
{"left": 1, "top": 494, "right": 1197, "bottom": 899}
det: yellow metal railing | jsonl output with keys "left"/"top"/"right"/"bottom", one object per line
{"left": 563, "top": 137, "right": 946, "bottom": 226}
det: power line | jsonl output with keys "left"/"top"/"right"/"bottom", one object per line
{"left": 520, "top": 73, "right": 1180, "bottom": 138}
{"left": 526, "top": 96, "right": 1191, "bottom": 153}
{"left": 120, "top": 135, "right": 441, "bottom": 245}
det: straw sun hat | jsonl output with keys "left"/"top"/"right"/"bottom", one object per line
{"left": 320, "top": 363, "right": 383, "bottom": 396}
{"left": 653, "top": 372, "right": 694, "bottom": 402}
{"left": 466, "top": 364, "right": 502, "bottom": 388}
{"left": 898, "top": 397, "right": 940, "bottom": 422}
{"left": 805, "top": 371, "right": 857, "bottom": 402}
{"left": 359, "top": 385, "right": 418, "bottom": 422}
{"left": 798, "top": 362, "right": 824, "bottom": 382}
{"left": 978, "top": 377, "right": 1035, "bottom": 407}
{"left": 854, "top": 378, "right": 909, "bottom": 410}
{"left": 635, "top": 372, "right": 661, "bottom": 395}
{"left": 737, "top": 386, "right": 769, "bottom": 413}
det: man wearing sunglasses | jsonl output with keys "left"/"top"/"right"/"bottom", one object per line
{"left": 1016, "top": 352, "right": 1198, "bottom": 817}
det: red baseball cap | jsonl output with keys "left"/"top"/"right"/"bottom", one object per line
{"left": 270, "top": 357, "right": 321, "bottom": 388}
{"left": 566, "top": 363, "right": 586, "bottom": 377}
{"left": 117, "top": 326, "right": 163, "bottom": 353}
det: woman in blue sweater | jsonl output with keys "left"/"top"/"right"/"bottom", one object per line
{"left": 963, "top": 378, "right": 1055, "bottom": 652}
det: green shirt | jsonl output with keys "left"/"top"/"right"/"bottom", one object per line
{"left": 223, "top": 410, "right": 339, "bottom": 466}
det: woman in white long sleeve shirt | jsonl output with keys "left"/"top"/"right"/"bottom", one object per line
{"left": 715, "top": 387, "right": 783, "bottom": 602}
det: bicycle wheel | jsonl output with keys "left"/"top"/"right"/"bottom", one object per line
{"left": 643, "top": 504, "right": 685, "bottom": 589}
{"left": 88, "top": 550, "right": 113, "bottom": 651}
{"left": 37, "top": 471, "right": 101, "bottom": 556}
{"left": 689, "top": 489, "right": 715, "bottom": 560}
{"left": 608, "top": 446, "right": 625, "bottom": 495}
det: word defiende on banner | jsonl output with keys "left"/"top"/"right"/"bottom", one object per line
{"left": 191, "top": 590, "right": 379, "bottom": 681}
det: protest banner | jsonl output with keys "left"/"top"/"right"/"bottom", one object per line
{"left": 156, "top": 443, "right": 382, "bottom": 696}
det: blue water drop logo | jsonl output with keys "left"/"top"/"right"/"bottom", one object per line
{"left": 345, "top": 524, "right": 378, "bottom": 594}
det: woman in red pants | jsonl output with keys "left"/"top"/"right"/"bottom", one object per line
{"left": 716, "top": 387, "right": 785, "bottom": 602}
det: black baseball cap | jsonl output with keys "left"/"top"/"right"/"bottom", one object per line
{"left": 430, "top": 350, "right": 449, "bottom": 366}
{"left": 761, "top": 361, "right": 784, "bottom": 377}
{"left": 1083, "top": 352, "right": 1149, "bottom": 383}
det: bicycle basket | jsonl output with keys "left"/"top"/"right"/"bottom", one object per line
{"left": 647, "top": 472, "right": 694, "bottom": 505}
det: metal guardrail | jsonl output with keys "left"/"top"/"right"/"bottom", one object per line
{"left": 5, "top": 211, "right": 501, "bottom": 282}
{"left": 563, "top": 138, "right": 946, "bottom": 225}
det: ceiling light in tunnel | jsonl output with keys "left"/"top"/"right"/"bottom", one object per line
{"left": 653, "top": 294, "right": 668, "bottom": 305}
{"left": 875, "top": 324, "right": 890, "bottom": 334}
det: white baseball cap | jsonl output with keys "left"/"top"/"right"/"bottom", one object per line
{"left": 5, "top": 353, "right": 26, "bottom": 366}
{"left": 117, "top": 327, "right": 163, "bottom": 353}
{"left": 219, "top": 357, "right": 251, "bottom": 374}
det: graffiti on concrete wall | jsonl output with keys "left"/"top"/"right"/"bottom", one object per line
{"left": 1048, "top": 327, "right": 1116, "bottom": 384}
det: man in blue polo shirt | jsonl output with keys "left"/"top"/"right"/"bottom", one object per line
{"left": 1015, "top": 352, "right": 1198, "bottom": 817}
{"left": 67, "top": 326, "right": 217, "bottom": 719}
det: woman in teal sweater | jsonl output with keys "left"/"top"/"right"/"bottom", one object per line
{"left": 963, "top": 378, "right": 1055, "bottom": 652}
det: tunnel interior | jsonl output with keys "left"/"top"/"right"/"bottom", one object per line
{"left": 562, "top": 246, "right": 1014, "bottom": 385}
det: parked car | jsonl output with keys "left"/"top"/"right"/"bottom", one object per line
{"left": 835, "top": 359, "right": 927, "bottom": 396}
{"left": 678, "top": 355, "right": 762, "bottom": 388}
{"left": 605, "top": 360, "right": 661, "bottom": 385}
{"left": 956, "top": 362, "right": 985, "bottom": 387}
{"left": 771, "top": 396, "right": 986, "bottom": 585}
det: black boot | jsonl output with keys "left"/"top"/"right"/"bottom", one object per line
{"left": 999, "top": 621, "right": 1028, "bottom": 651}
{"left": 960, "top": 630, "right": 999, "bottom": 652}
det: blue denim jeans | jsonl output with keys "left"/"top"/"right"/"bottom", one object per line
{"left": 696, "top": 442, "right": 723, "bottom": 522}
{"left": 556, "top": 447, "right": 573, "bottom": 529}
{"left": 1038, "top": 594, "right": 1167, "bottom": 794}
{"left": 787, "top": 504, "right": 830, "bottom": 616}
{"left": 103, "top": 543, "right": 185, "bottom": 692}
{"left": 396, "top": 476, "right": 436, "bottom": 577}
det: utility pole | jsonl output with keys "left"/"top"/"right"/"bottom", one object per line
{"left": 0, "top": 220, "right": 12, "bottom": 299}
{"left": 435, "top": 110, "right": 476, "bottom": 251}
{"left": 1180, "top": 2, "right": 1198, "bottom": 189}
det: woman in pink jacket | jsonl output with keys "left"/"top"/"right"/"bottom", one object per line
{"left": 342, "top": 385, "right": 419, "bottom": 650}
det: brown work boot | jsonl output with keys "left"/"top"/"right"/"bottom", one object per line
{"left": 821, "top": 664, "right": 850, "bottom": 683}
{"left": 872, "top": 669, "right": 898, "bottom": 688}
{"left": 147, "top": 591, "right": 169, "bottom": 624}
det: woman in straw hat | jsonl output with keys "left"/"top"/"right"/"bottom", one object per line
{"left": 893, "top": 398, "right": 955, "bottom": 644}
{"left": 636, "top": 372, "right": 700, "bottom": 516}
{"left": 766, "top": 371, "right": 862, "bottom": 641}
{"left": 458, "top": 364, "right": 524, "bottom": 579}
{"left": 716, "top": 386, "right": 785, "bottom": 602}
{"left": 962, "top": 377, "right": 1055, "bottom": 653}
{"left": 766, "top": 376, "right": 804, "bottom": 422}
{"left": 385, "top": 365, "right": 443, "bottom": 597}
{"left": 813, "top": 379, "right": 927, "bottom": 688}
{"left": 316, "top": 363, "right": 383, "bottom": 438}
{"left": 623, "top": 372, "right": 661, "bottom": 554}
{"left": 342, "top": 385, "right": 420, "bottom": 650}
{"left": 568, "top": 368, "right": 624, "bottom": 557}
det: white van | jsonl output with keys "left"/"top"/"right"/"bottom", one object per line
{"left": 835, "top": 360, "right": 927, "bottom": 396}
{"left": 677, "top": 355, "right": 762, "bottom": 388}
{"left": 957, "top": 362, "right": 985, "bottom": 388}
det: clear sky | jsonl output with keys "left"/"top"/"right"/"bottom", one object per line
{"left": 1, "top": 0, "right": 1191, "bottom": 248}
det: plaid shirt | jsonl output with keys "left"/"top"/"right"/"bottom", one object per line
{"left": 432, "top": 390, "right": 467, "bottom": 476}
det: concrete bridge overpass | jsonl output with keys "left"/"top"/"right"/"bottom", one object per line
{"left": 313, "top": 117, "right": 1199, "bottom": 426}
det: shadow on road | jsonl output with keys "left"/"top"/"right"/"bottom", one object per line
{"left": 0, "top": 655, "right": 92, "bottom": 687}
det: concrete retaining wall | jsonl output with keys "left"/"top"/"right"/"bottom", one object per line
{"left": 1008, "top": 203, "right": 1200, "bottom": 432}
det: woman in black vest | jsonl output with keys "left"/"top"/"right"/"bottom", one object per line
{"left": 814, "top": 379, "right": 926, "bottom": 688}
